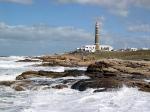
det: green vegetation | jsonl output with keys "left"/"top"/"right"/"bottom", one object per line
{"left": 71, "top": 50, "right": 150, "bottom": 61}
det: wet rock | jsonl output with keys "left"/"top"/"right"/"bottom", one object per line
{"left": 17, "top": 59, "right": 40, "bottom": 62}
{"left": 16, "top": 70, "right": 85, "bottom": 80}
{"left": 42, "top": 86, "right": 51, "bottom": 90}
{"left": 130, "top": 72, "right": 147, "bottom": 79}
{"left": 16, "top": 71, "right": 39, "bottom": 80}
{"left": 5, "top": 59, "right": 150, "bottom": 92}
{"left": 87, "top": 59, "right": 150, "bottom": 79}
{"left": 38, "top": 71, "right": 65, "bottom": 78}
{"left": 0, "top": 80, "right": 32, "bottom": 91}
{"left": 86, "top": 72, "right": 117, "bottom": 79}
{"left": 0, "top": 81, "right": 15, "bottom": 86}
{"left": 126, "top": 81, "right": 150, "bottom": 92}
{"left": 87, "top": 61, "right": 111, "bottom": 73}
{"left": 62, "top": 79, "right": 76, "bottom": 84}
{"left": 93, "top": 88, "right": 107, "bottom": 93}
{"left": 52, "top": 84, "right": 68, "bottom": 89}
{"left": 13, "top": 85, "right": 25, "bottom": 91}
{"left": 71, "top": 78, "right": 123, "bottom": 91}
{"left": 71, "top": 78, "right": 150, "bottom": 92}
{"left": 126, "top": 62, "right": 146, "bottom": 68}
{"left": 63, "top": 70, "right": 85, "bottom": 77}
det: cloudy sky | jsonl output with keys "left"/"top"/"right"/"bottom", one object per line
{"left": 0, "top": 0, "right": 150, "bottom": 56}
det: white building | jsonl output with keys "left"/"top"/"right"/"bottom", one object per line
{"left": 77, "top": 45, "right": 96, "bottom": 52}
{"left": 100, "top": 45, "right": 113, "bottom": 51}
{"left": 141, "top": 48, "right": 149, "bottom": 50}
{"left": 130, "top": 48, "right": 138, "bottom": 51}
{"left": 77, "top": 45, "right": 113, "bottom": 52}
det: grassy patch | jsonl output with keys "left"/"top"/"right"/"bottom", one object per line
{"left": 70, "top": 50, "right": 150, "bottom": 61}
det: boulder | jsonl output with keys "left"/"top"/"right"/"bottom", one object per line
{"left": 17, "top": 59, "right": 40, "bottom": 62}
{"left": 87, "top": 61, "right": 111, "bottom": 73}
{"left": 71, "top": 59, "right": 150, "bottom": 92}
{"left": 93, "top": 88, "right": 107, "bottom": 93}
{"left": 0, "top": 81, "right": 15, "bottom": 86}
{"left": 16, "top": 70, "right": 85, "bottom": 80}
{"left": 13, "top": 85, "right": 25, "bottom": 91}
{"left": 86, "top": 60, "right": 150, "bottom": 79}
{"left": 71, "top": 78, "right": 123, "bottom": 91}
{"left": 16, "top": 71, "right": 39, "bottom": 80}
{"left": 52, "top": 84, "right": 68, "bottom": 89}
{"left": 0, "top": 80, "right": 32, "bottom": 91}
{"left": 126, "top": 81, "right": 150, "bottom": 92}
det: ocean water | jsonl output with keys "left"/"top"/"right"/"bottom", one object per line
{"left": 0, "top": 56, "right": 150, "bottom": 112}
{"left": 0, "top": 56, "right": 86, "bottom": 81}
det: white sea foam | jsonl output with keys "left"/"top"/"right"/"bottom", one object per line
{"left": 0, "top": 56, "right": 87, "bottom": 81}
{"left": 32, "top": 66, "right": 87, "bottom": 72}
{"left": 0, "top": 56, "right": 25, "bottom": 61}
{"left": 11, "top": 86, "right": 148, "bottom": 112}
{"left": 144, "top": 79, "right": 150, "bottom": 83}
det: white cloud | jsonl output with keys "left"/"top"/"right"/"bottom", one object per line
{"left": 0, "top": 0, "right": 32, "bottom": 4}
{"left": 57, "top": 0, "right": 150, "bottom": 16}
{"left": 0, "top": 22, "right": 92, "bottom": 42}
{"left": 0, "top": 22, "right": 150, "bottom": 55}
{"left": 0, "top": 22, "right": 94, "bottom": 55}
{"left": 0, "top": 22, "right": 149, "bottom": 48}
{"left": 101, "top": 32, "right": 150, "bottom": 49}
{"left": 128, "top": 24, "right": 150, "bottom": 32}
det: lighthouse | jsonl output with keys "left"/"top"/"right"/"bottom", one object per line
{"left": 76, "top": 21, "right": 113, "bottom": 52}
{"left": 95, "top": 21, "right": 100, "bottom": 51}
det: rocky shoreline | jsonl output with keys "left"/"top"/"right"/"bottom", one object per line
{"left": 0, "top": 56, "right": 150, "bottom": 92}
{"left": 36, "top": 54, "right": 95, "bottom": 67}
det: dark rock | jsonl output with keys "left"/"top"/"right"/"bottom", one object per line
{"left": 85, "top": 72, "right": 104, "bottom": 79}
{"left": 124, "top": 80, "right": 150, "bottom": 92}
{"left": 135, "top": 82, "right": 150, "bottom": 92}
{"left": 130, "top": 72, "right": 146, "bottom": 79}
{"left": 16, "top": 70, "right": 85, "bottom": 80}
{"left": 13, "top": 85, "right": 25, "bottom": 91}
{"left": 87, "top": 61, "right": 111, "bottom": 73}
{"left": 42, "top": 86, "right": 51, "bottom": 90}
{"left": 0, "top": 80, "right": 32, "bottom": 91}
{"left": 11, "top": 59, "right": 150, "bottom": 92}
{"left": 17, "top": 59, "right": 40, "bottom": 62}
{"left": 38, "top": 70, "right": 65, "bottom": 78}
{"left": 52, "top": 84, "right": 68, "bottom": 89}
{"left": 126, "top": 62, "right": 146, "bottom": 68}
{"left": 62, "top": 79, "right": 77, "bottom": 84}
{"left": 86, "top": 61, "right": 118, "bottom": 79}
{"left": 63, "top": 70, "right": 85, "bottom": 77}
{"left": 86, "top": 72, "right": 117, "bottom": 79}
{"left": 0, "top": 81, "right": 15, "bottom": 86}
{"left": 71, "top": 78, "right": 123, "bottom": 91}
{"left": 16, "top": 71, "right": 39, "bottom": 80}
{"left": 93, "top": 88, "right": 107, "bottom": 93}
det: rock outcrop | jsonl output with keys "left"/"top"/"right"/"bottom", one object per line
{"left": 1, "top": 59, "right": 150, "bottom": 92}
{"left": 17, "top": 58, "right": 41, "bottom": 62}
{"left": 71, "top": 59, "right": 150, "bottom": 92}
{"left": 0, "top": 70, "right": 85, "bottom": 91}
{"left": 16, "top": 70, "right": 85, "bottom": 80}
{"left": 37, "top": 54, "right": 95, "bottom": 67}
{"left": 71, "top": 78, "right": 123, "bottom": 91}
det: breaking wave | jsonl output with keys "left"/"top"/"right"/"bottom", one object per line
{"left": 0, "top": 56, "right": 87, "bottom": 81}
{"left": 0, "top": 86, "right": 150, "bottom": 112}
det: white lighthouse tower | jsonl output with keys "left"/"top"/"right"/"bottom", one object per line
{"left": 95, "top": 21, "right": 100, "bottom": 51}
